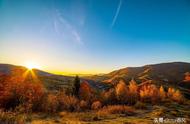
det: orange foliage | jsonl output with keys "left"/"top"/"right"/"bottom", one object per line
{"left": 58, "top": 93, "right": 79, "bottom": 111}
{"left": 91, "top": 101, "right": 102, "bottom": 110}
{"left": 102, "top": 88, "right": 117, "bottom": 105}
{"left": 167, "top": 87, "right": 176, "bottom": 98}
{"left": 79, "top": 81, "right": 94, "bottom": 102}
{"left": 184, "top": 72, "right": 190, "bottom": 81}
{"left": 98, "top": 105, "right": 135, "bottom": 115}
{"left": 115, "top": 80, "right": 128, "bottom": 104}
{"left": 167, "top": 87, "right": 184, "bottom": 103}
{"left": 139, "top": 84, "right": 160, "bottom": 103}
{"left": 159, "top": 86, "right": 166, "bottom": 100}
{"left": 0, "top": 75, "right": 45, "bottom": 111}
{"left": 42, "top": 94, "right": 59, "bottom": 113}
{"left": 128, "top": 79, "right": 139, "bottom": 104}
{"left": 79, "top": 100, "right": 88, "bottom": 110}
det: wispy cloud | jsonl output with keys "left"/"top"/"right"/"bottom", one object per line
{"left": 53, "top": 9, "right": 83, "bottom": 44}
{"left": 110, "top": 0, "right": 123, "bottom": 28}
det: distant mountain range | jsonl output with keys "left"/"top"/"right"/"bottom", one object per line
{"left": 0, "top": 62, "right": 190, "bottom": 97}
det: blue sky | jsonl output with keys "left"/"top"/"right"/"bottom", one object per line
{"left": 0, "top": 0, "right": 190, "bottom": 74}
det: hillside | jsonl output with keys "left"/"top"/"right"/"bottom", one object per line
{"left": 86, "top": 62, "right": 190, "bottom": 83}
{"left": 85, "top": 62, "right": 190, "bottom": 98}
{"left": 0, "top": 64, "right": 106, "bottom": 91}
{"left": 1, "top": 63, "right": 190, "bottom": 123}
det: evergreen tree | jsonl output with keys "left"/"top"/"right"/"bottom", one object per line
{"left": 73, "top": 75, "right": 80, "bottom": 97}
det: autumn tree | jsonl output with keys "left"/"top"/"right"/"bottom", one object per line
{"left": 0, "top": 75, "right": 45, "bottom": 111}
{"left": 167, "top": 87, "right": 175, "bottom": 98}
{"left": 79, "top": 81, "right": 94, "bottom": 103}
{"left": 115, "top": 80, "right": 128, "bottom": 104}
{"left": 159, "top": 86, "right": 166, "bottom": 101}
{"left": 139, "top": 84, "right": 160, "bottom": 103}
{"left": 102, "top": 88, "right": 117, "bottom": 105}
{"left": 167, "top": 87, "right": 184, "bottom": 103}
{"left": 128, "top": 79, "right": 139, "bottom": 104}
{"left": 172, "top": 90, "right": 184, "bottom": 103}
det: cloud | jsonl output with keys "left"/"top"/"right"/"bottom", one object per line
{"left": 110, "top": 0, "right": 123, "bottom": 28}
{"left": 54, "top": 9, "right": 83, "bottom": 44}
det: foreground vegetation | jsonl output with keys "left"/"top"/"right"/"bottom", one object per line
{"left": 0, "top": 73, "right": 189, "bottom": 123}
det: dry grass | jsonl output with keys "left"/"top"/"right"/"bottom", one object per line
{"left": 0, "top": 110, "right": 26, "bottom": 124}
{"left": 97, "top": 105, "right": 136, "bottom": 116}
{"left": 134, "top": 101, "right": 147, "bottom": 109}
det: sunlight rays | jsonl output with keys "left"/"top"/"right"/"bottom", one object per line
{"left": 22, "top": 68, "right": 40, "bottom": 83}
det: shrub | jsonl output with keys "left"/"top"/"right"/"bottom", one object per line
{"left": 59, "top": 95, "right": 79, "bottom": 111}
{"left": 0, "top": 76, "right": 45, "bottom": 112}
{"left": 101, "top": 88, "right": 117, "bottom": 105}
{"left": 79, "top": 100, "right": 89, "bottom": 110}
{"left": 91, "top": 101, "right": 102, "bottom": 110}
{"left": 98, "top": 105, "right": 135, "bottom": 116}
{"left": 134, "top": 101, "right": 146, "bottom": 109}
{"left": 79, "top": 81, "right": 94, "bottom": 103}
{"left": 0, "top": 110, "right": 26, "bottom": 124}
{"left": 41, "top": 93, "right": 59, "bottom": 113}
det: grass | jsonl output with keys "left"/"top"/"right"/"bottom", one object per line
{"left": 1, "top": 101, "right": 190, "bottom": 124}
{"left": 97, "top": 105, "right": 136, "bottom": 116}
{"left": 0, "top": 110, "right": 26, "bottom": 124}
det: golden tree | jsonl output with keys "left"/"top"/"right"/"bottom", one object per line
{"left": 115, "top": 80, "right": 128, "bottom": 104}
{"left": 172, "top": 90, "right": 184, "bottom": 103}
{"left": 140, "top": 84, "right": 160, "bottom": 103}
{"left": 159, "top": 86, "right": 166, "bottom": 101}
{"left": 167, "top": 87, "right": 175, "bottom": 98}
{"left": 167, "top": 87, "right": 184, "bottom": 103}
{"left": 128, "top": 79, "right": 139, "bottom": 104}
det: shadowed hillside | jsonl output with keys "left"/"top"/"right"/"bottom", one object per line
{"left": 85, "top": 62, "right": 190, "bottom": 98}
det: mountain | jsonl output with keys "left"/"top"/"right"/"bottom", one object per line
{"left": 1, "top": 62, "right": 190, "bottom": 96}
{"left": 0, "top": 64, "right": 75, "bottom": 91}
{"left": 85, "top": 62, "right": 190, "bottom": 98}
{"left": 86, "top": 62, "right": 190, "bottom": 83}
{"left": 0, "top": 64, "right": 106, "bottom": 91}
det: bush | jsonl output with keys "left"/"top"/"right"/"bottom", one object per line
{"left": 79, "top": 100, "right": 89, "bottom": 110}
{"left": 0, "top": 76, "right": 45, "bottom": 112}
{"left": 41, "top": 93, "right": 59, "bottom": 113}
{"left": 59, "top": 95, "right": 79, "bottom": 111}
{"left": 79, "top": 81, "right": 94, "bottom": 103}
{"left": 101, "top": 88, "right": 117, "bottom": 105}
{"left": 91, "top": 101, "right": 102, "bottom": 110}
{"left": 0, "top": 110, "right": 26, "bottom": 124}
{"left": 98, "top": 105, "right": 135, "bottom": 116}
{"left": 134, "top": 101, "right": 146, "bottom": 109}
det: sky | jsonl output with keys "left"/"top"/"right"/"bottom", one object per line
{"left": 0, "top": 0, "right": 190, "bottom": 75}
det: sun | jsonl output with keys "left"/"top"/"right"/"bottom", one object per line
{"left": 25, "top": 62, "right": 41, "bottom": 70}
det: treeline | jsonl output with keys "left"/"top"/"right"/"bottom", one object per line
{"left": 0, "top": 75, "right": 185, "bottom": 113}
